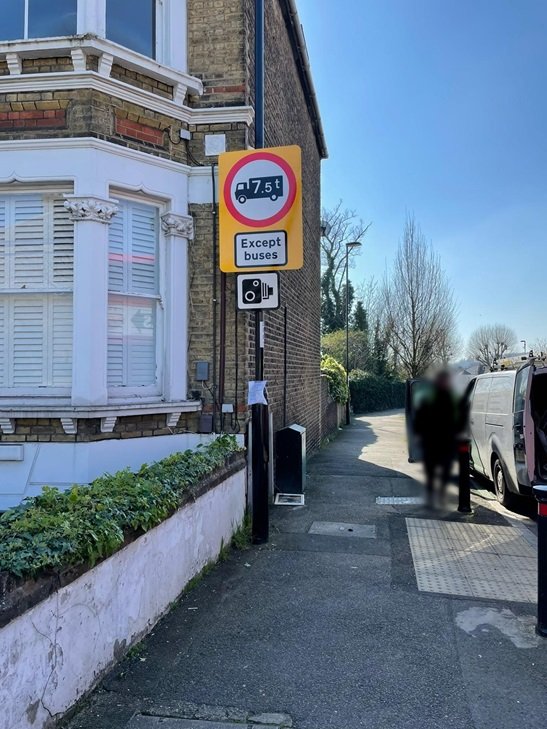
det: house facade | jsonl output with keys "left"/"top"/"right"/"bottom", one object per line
{"left": 0, "top": 0, "right": 326, "bottom": 509}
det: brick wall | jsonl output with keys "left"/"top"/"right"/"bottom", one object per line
{"left": 259, "top": 0, "right": 323, "bottom": 452}
{"left": 187, "top": 0, "right": 323, "bottom": 453}
{"left": 22, "top": 57, "right": 73, "bottom": 74}
{"left": 187, "top": 0, "right": 248, "bottom": 108}
{"left": 0, "top": 88, "right": 189, "bottom": 162}
{"left": 0, "top": 413, "right": 200, "bottom": 444}
{"left": 110, "top": 64, "right": 174, "bottom": 99}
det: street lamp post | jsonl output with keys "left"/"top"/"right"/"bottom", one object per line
{"left": 345, "top": 241, "right": 362, "bottom": 425}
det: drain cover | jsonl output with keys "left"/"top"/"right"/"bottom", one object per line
{"left": 308, "top": 521, "right": 376, "bottom": 538}
{"left": 376, "top": 496, "right": 424, "bottom": 505}
{"left": 275, "top": 493, "right": 305, "bottom": 506}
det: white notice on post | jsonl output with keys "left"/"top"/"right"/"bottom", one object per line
{"left": 248, "top": 380, "right": 268, "bottom": 405}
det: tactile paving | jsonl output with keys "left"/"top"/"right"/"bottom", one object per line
{"left": 406, "top": 518, "right": 537, "bottom": 603}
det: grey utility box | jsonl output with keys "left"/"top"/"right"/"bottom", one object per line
{"left": 275, "top": 424, "right": 306, "bottom": 494}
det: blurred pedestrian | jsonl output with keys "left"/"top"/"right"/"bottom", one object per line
{"left": 414, "top": 370, "right": 459, "bottom": 507}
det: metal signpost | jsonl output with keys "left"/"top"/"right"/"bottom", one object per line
{"left": 217, "top": 2, "right": 303, "bottom": 543}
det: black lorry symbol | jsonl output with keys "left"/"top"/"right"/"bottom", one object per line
{"left": 235, "top": 175, "right": 283, "bottom": 204}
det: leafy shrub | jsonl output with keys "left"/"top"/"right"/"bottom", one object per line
{"left": 349, "top": 371, "right": 405, "bottom": 413}
{"left": 321, "top": 354, "right": 348, "bottom": 403}
{"left": 321, "top": 329, "right": 370, "bottom": 372}
{"left": 0, "top": 435, "right": 242, "bottom": 579}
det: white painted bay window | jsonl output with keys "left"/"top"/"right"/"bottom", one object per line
{"left": 108, "top": 199, "right": 161, "bottom": 393}
{"left": 0, "top": 190, "right": 73, "bottom": 393}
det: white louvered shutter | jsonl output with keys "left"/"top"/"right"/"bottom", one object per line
{"left": 0, "top": 199, "right": 5, "bottom": 288}
{"left": 13, "top": 195, "right": 46, "bottom": 289}
{"left": 0, "top": 191, "right": 73, "bottom": 389}
{"left": 0, "top": 297, "right": 6, "bottom": 388}
{"left": 51, "top": 195, "right": 74, "bottom": 287}
{"left": 107, "top": 199, "right": 159, "bottom": 389}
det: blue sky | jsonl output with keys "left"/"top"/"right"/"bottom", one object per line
{"left": 298, "top": 0, "right": 547, "bottom": 352}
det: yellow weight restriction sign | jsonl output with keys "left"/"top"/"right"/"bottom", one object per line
{"left": 218, "top": 145, "right": 303, "bottom": 272}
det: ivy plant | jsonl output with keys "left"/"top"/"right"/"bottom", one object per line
{"left": 0, "top": 435, "right": 242, "bottom": 579}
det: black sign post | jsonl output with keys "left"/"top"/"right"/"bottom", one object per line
{"left": 251, "top": 0, "right": 269, "bottom": 544}
{"left": 533, "top": 484, "right": 547, "bottom": 637}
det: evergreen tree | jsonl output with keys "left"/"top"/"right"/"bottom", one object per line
{"left": 352, "top": 301, "right": 368, "bottom": 332}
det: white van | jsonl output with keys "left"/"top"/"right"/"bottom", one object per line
{"left": 467, "top": 360, "right": 547, "bottom": 505}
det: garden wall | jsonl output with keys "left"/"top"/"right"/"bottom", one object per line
{"left": 0, "top": 458, "right": 246, "bottom": 729}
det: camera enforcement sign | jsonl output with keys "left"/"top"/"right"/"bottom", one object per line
{"left": 237, "top": 272, "right": 280, "bottom": 311}
{"left": 219, "top": 145, "right": 303, "bottom": 272}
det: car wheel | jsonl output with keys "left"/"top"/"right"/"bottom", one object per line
{"left": 493, "top": 458, "right": 513, "bottom": 507}
{"left": 238, "top": 195, "right": 247, "bottom": 204}
{"left": 270, "top": 194, "right": 278, "bottom": 201}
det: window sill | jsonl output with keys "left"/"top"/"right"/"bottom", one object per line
{"left": 0, "top": 399, "right": 202, "bottom": 435}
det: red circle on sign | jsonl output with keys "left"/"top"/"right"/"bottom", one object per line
{"left": 223, "top": 151, "right": 297, "bottom": 227}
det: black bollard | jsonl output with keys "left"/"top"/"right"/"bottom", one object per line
{"left": 457, "top": 438, "right": 472, "bottom": 513}
{"left": 532, "top": 484, "right": 547, "bottom": 637}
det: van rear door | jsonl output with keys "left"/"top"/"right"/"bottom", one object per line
{"left": 513, "top": 364, "right": 534, "bottom": 488}
{"left": 469, "top": 376, "right": 491, "bottom": 476}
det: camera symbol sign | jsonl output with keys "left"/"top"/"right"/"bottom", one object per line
{"left": 237, "top": 272, "right": 280, "bottom": 311}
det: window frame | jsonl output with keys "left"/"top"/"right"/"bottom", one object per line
{"left": 107, "top": 191, "right": 166, "bottom": 399}
{"left": 0, "top": 184, "right": 74, "bottom": 398}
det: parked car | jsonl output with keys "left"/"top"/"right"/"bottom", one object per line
{"left": 466, "top": 360, "right": 547, "bottom": 505}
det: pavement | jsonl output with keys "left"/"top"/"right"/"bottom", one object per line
{"left": 65, "top": 411, "right": 547, "bottom": 729}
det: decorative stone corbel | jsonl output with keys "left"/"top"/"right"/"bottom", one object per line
{"left": 166, "top": 412, "right": 182, "bottom": 428}
{"left": 98, "top": 52, "right": 114, "bottom": 77}
{"left": 100, "top": 416, "right": 117, "bottom": 433}
{"left": 64, "top": 196, "right": 119, "bottom": 224}
{"left": 6, "top": 53, "right": 22, "bottom": 75}
{"left": 0, "top": 418, "right": 15, "bottom": 435}
{"left": 60, "top": 418, "right": 78, "bottom": 435}
{"left": 161, "top": 213, "right": 194, "bottom": 240}
{"left": 70, "top": 48, "right": 87, "bottom": 72}
{"left": 173, "top": 82, "right": 187, "bottom": 106}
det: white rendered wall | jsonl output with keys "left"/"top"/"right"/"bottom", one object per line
{"left": 0, "top": 466, "right": 246, "bottom": 729}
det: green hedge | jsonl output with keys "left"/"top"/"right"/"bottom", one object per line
{"left": 349, "top": 371, "right": 405, "bottom": 413}
{"left": 321, "top": 354, "right": 348, "bottom": 403}
{"left": 0, "top": 435, "right": 242, "bottom": 579}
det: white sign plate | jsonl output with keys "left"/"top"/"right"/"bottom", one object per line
{"left": 235, "top": 230, "right": 287, "bottom": 268}
{"left": 237, "top": 272, "right": 280, "bottom": 311}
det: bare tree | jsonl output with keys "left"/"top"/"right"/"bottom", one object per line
{"left": 382, "top": 215, "right": 458, "bottom": 378}
{"left": 321, "top": 202, "right": 371, "bottom": 332}
{"left": 532, "top": 338, "right": 547, "bottom": 356}
{"left": 467, "top": 324, "right": 517, "bottom": 369}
